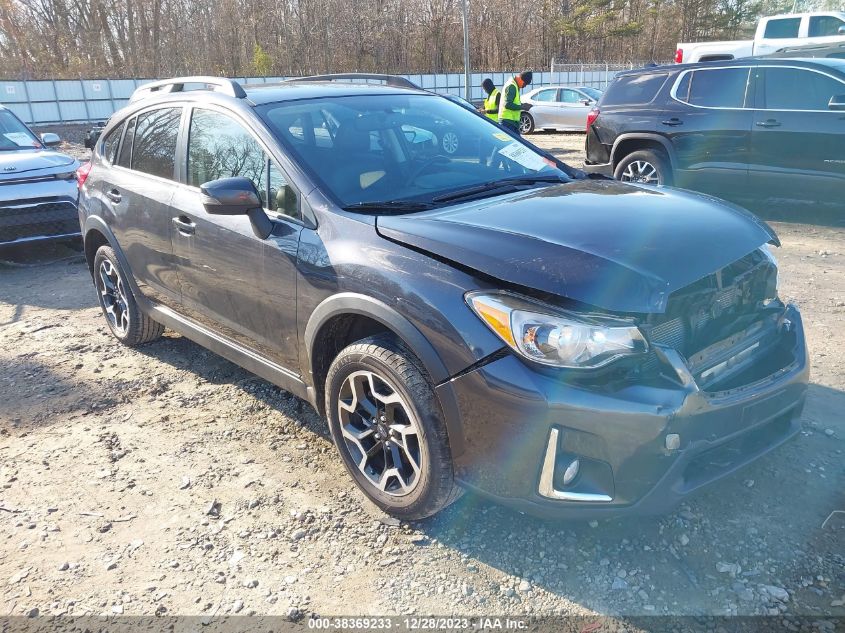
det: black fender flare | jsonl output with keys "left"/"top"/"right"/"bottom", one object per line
{"left": 303, "top": 292, "right": 465, "bottom": 457}
{"left": 610, "top": 133, "right": 678, "bottom": 171}
{"left": 82, "top": 216, "right": 150, "bottom": 308}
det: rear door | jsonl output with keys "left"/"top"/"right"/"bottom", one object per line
{"left": 748, "top": 64, "right": 845, "bottom": 209}
{"left": 526, "top": 89, "right": 559, "bottom": 129}
{"left": 101, "top": 106, "right": 184, "bottom": 307}
{"left": 661, "top": 66, "right": 753, "bottom": 198}
{"left": 169, "top": 106, "right": 303, "bottom": 371}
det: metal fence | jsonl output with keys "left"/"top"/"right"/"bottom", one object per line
{"left": 1, "top": 68, "right": 625, "bottom": 125}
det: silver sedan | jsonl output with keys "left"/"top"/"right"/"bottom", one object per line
{"left": 519, "top": 86, "right": 603, "bottom": 133}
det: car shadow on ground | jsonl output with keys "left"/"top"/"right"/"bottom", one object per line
{"left": 410, "top": 382, "right": 845, "bottom": 616}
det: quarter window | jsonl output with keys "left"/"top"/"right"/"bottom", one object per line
{"left": 763, "top": 67, "right": 845, "bottom": 110}
{"left": 764, "top": 17, "right": 801, "bottom": 39}
{"left": 117, "top": 117, "right": 135, "bottom": 168}
{"left": 809, "top": 16, "right": 845, "bottom": 37}
{"left": 131, "top": 107, "right": 181, "bottom": 180}
{"left": 101, "top": 122, "right": 124, "bottom": 164}
{"left": 602, "top": 73, "right": 668, "bottom": 106}
{"left": 683, "top": 68, "right": 750, "bottom": 108}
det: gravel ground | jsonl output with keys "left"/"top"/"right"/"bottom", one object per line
{"left": 1, "top": 133, "right": 843, "bottom": 622}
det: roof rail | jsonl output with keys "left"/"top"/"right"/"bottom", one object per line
{"left": 286, "top": 73, "right": 421, "bottom": 90}
{"left": 129, "top": 76, "right": 247, "bottom": 103}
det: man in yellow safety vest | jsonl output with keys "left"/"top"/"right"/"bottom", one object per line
{"left": 498, "top": 71, "right": 533, "bottom": 133}
{"left": 481, "top": 78, "right": 500, "bottom": 121}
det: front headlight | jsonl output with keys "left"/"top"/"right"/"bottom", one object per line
{"left": 467, "top": 291, "right": 648, "bottom": 368}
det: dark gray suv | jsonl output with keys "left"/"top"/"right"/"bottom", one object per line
{"left": 78, "top": 75, "right": 809, "bottom": 520}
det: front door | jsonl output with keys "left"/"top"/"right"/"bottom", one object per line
{"left": 556, "top": 88, "right": 592, "bottom": 129}
{"left": 748, "top": 65, "right": 845, "bottom": 213}
{"left": 102, "top": 107, "right": 184, "bottom": 307}
{"left": 661, "top": 66, "right": 754, "bottom": 199}
{"left": 169, "top": 106, "right": 303, "bottom": 371}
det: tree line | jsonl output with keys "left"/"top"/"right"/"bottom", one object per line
{"left": 0, "top": 0, "right": 835, "bottom": 80}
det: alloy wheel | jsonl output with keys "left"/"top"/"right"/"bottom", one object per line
{"left": 97, "top": 259, "right": 129, "bottom": 336}
{"left": 621, "top": 160, "right": 659, "bottom": 184}
{"left": 518, "top": 114, "right": 532, "bottom": 134}
{"left": 337, "top": 370, "right": 423, "bottom": 496}
{"left": 441, "top": 131, "right": 459, "bottom": 154}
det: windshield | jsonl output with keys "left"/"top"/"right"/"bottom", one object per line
{"left": 0, "top": 109, "right": 40, "bottom": 151}
{"left": 257, "top": 94, "right": 569, "bottom": 208}
{"left": 581, "top": 87, "right": 603, "bottom": 100}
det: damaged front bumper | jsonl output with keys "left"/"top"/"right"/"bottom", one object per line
{"left": 440, "top": 303, "right": 808, "bottom": 519}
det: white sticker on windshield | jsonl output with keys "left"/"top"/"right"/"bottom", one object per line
{"left": 497, "top": 141, "right": 547, "bottom": 171}
{"left": 4, "top": 132, "right": 36, "bottom": 147}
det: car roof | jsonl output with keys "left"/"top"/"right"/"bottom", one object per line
{"left": 616, "top": 57, "right": 845, "bottom": 77}
{"left": 242, "top": 80, "right": 430, "bottom": 105}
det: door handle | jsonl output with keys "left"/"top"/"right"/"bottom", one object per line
{"left": 661, "top": 118, "right": 683, "bottom": 126}
{"left": 755, "top": 119, "right": 781, "bottom": 128}
{"left": 105, "top": 189, "right": 122, "bottom": 203}
{"left": 172, "top": 216, "right": 195, "bottom": 235}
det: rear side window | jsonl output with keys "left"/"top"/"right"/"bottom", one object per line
{"left": 130, "top": 107, "right": 181, "bottom": 180}
{"left": 764, "top": 17, "right": 800, "bottom": 39}
{"left": 533, "top": 89, "right": 556, "bottom": 102}
{"left": 117, "top": 117, "right": 135, "bottom": 168}
{"left": 809, "top": 16, "right": 845, "bottom": 37}
{"left": 601, "top": 73, "right": 668, "bottom": 106}
{"left": 100, "top": 123, "right": 124, "bottom": 164}
{"left": 681, "top": 68, "right": 751, "bottom": 108}
{"left": 763, "top": 67, "right": 845, "bottom": 110}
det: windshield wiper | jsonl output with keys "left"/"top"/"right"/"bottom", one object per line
{"left": 431, "top": 173, "right": 568, "bottom": 204}
{"left": 342, "top": 200, "right": 435, "bottom": 213}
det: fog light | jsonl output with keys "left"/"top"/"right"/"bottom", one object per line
{"left": 665, "top": 434, "right": 680, "bottom": 451}
{"left": 562, "top": 459, "right": 580, "bottom": 486}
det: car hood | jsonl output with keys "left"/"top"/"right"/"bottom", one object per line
{"left": 375, "top": 180, "right": 779, "bottom": 314}
{"left": 0, "top": 149, "right": 77, "bottom": 180}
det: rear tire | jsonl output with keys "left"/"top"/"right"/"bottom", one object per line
{"left": 93, "top": 245, "right": 164, "bottom": 346}
{"left": 614, "top": 149, "right": 673, "bottom": 186}
{"left": 325, "top": 334, "right": 461, "bottom": 520}
{"left": 518, "top": 112, "right": 535, "bottom": 134}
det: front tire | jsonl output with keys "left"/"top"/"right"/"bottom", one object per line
{"left": 325, "top": 335, "right": 460, "bottom": 520}
{"left": 614, "top": 149, "right": 673, "bottom": 186}
{"left": 93, "top": 245, "right": 164, "bottom": 346}
{"left": 518, "top": 112, "right": 535, "bottom": 134}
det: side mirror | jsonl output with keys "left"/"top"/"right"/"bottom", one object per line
{"left": 828, "top": 94, "right": 845, "bottom": 111}
{"left": 40, "top": 132, "right": 61, "bottom": 147}
{"left": 582, "top": 99, "right": 592, "bottom": 106}
{"left": 839, "top": 25, "right": 845, "bottom": 34}
{"left": 200, "top": 176, "right": 273, "bottom": 239}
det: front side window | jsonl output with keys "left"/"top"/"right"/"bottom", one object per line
{"left": 764, "top": 17, "right": 801, "bottom": 39}
{"left": 257, "top": 94, "right": 568, "bottom": 208}
{"left": 683, "top": 68, "right": 750, "bottom": 108}
{"left": 131, "top": 107, "right": 181, "bottom": 180}
{"left": 809, "top": 16, "right": 845, "bottom": 37}
{"left": 561, "top": 89, "right": 583, "bottom": 103}
{"left": 101, "top": 123, "right": 124, "bottom": 164}
{"left": 763, "top": 67, "right": 845, "bottom": 110}
{"left": 0, "top": 109, "right": 40, "bottom": 150}
{"left": 187, "top": 108, "right": 267, "bottom": 198}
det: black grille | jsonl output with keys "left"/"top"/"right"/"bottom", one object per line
{"left": 0, "top": 198, "right": 79, "bottom": 243}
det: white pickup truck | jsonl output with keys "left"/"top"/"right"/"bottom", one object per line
{"left": 675, "top": 11, "right": 845, "bottom": 63}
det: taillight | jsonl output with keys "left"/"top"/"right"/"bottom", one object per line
{"left": 586, "top": 107, "right": 600, "bottom": 131}
{"left": 76, "top": 161, "right": 92, "bottom": 189}
{"left": 675, "top": 48, "right": 684, "bottom": 64}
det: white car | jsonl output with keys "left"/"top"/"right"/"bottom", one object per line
{"left": 519, "top": 86, "right": 602, "bottom": 134}
{"left": 676, "top": 11, "right": 845, "bottom": 63}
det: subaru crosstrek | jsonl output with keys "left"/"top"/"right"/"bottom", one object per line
{"left": 77, "top": 75, "right": 809, "bottom": 520}
{"left": 1, "top": 105, "right": 80, "bottom": 247}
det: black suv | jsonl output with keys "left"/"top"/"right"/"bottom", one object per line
{"left": 78, "top": 75, "right": 808, "bottom": 520}
{"left": 584, "top": 58, "right": 845, "bottom": 213}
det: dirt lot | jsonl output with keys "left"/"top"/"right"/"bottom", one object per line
{"left": 1, "top": 134, "right": 843, "bottom": 623}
